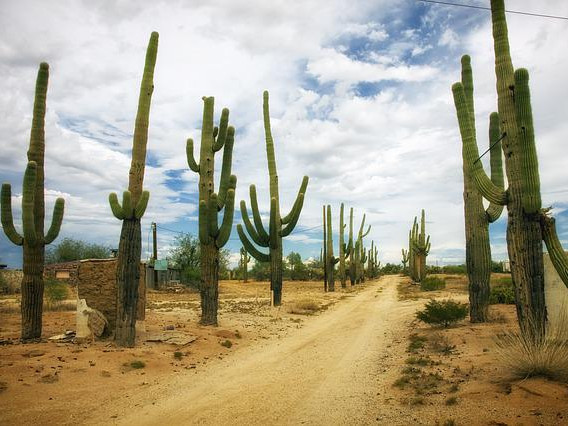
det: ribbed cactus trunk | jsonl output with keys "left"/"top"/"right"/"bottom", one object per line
{"left": 322, "top": 205, "right": 327, "bottom": 292}
{"left": 1, "top": 63, "right": 65, "bottom": 340}
{"left": 200, "top": 243, "right": 219, "bottom": 323}
{"left": 325, "top": 205, "right": 337, "bottom": 292}
{"left": 110, "top": 32, "right": 158, "bottom": 347}
{"left": 338, "top": 203, "right": 348, "bottom": 289}
{"left": 348, "top": 208, "right": 356, "bottom": 286}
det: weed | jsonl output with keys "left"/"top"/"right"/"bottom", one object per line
{"left": 409, "top": 396, "right": 425, "bottom": 405}
{"left": 173, "top": 351, "right": 183, "bottom": 360}
{"left": 448, "top": 383, "right": 459, "bottom": 393}
{"left": 416, "top": 299, "right": 468, "bottom": 327}
{"left": 44, "top": 278, "right": 69, "bottom": 310}
{"left": 401, "top": 366, "right": 422, "bottom": 375}
{"left": 221, "top": 339, "right": 232, "bottom": 348}
{"left": 393, "top": 375, "right": 412, "bottom": 388}
{"left": 408, "top": 334, "right": 427, "bottom": 353}
{"left": 489, "top": 285, "right": 515, "bottom": 305}
{"left": 406, "top": 356, "right": 431, "bottom": 366}
{"left": 430, "top": 333, "right": 456, "bottom": 355}
{"left": 288, "top": 299, "right": 320, "bottom": 315}
{"left": 420, "top": 276, "right": 446, "bottom": 291}
{"left": 125, "top": 360, "right": 146, "bottom": 369}
{"left": 445, "top": 396, "right": 458, "bottom": 405}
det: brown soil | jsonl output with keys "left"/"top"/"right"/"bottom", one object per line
{"left": 0, "top": 275, "right": 567, "bottom": 425}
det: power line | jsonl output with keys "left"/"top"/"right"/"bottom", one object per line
{"left": 418, "top": 0, "right": 568, "bottom": 20}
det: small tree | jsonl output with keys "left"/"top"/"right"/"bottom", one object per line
{"left": 416, "top": 299, "right": 468, "bottom": 328}
{"left": 45, "top": 238, "right": 111, "bottom": 263}
{"left": 168, "top": 233, "right": 200, "bottom": 287}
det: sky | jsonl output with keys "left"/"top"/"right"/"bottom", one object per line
{"left": 1, "top": 0, "right": 567, "bottom": 269}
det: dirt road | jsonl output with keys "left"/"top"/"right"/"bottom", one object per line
{"left": 87, "top": 276, "right": 420, "bottom": 425}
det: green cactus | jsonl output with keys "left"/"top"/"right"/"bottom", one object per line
{"left": 367, "top": 240, "right": 379, "bottom": 278}
{"left": 322, "top": 205, "right": 328, "bottom": 292}
{"left": 237, "top": 91, "right": 308, "bottom": 306}
{"left": 454, "top": 56, "right": 505, "bottom": 323}
{"left": 1, "top": 63, "right": 65, "bottom": 340}
{"left": 338, "top": 203, "right": 351, "bottom": 288}
{"left": 240, "top": 247, "right": 251, "bottom": 283}
{"left": 324, "top": 205, "right": 340, "bottom": 292}
{"left": 349, "top": 213, "right": 370, "bottom": 284}
{"left": 410, "top": 210, "right": 430, "bottom": 283}
{"left": 108, "top": 32, "right": 158, "bottom": 347}
{"left": 186, "top": 97, "right": 236, "bottom": 325}
{"left": 401, "top": 249, "right": 409, "bottom": 274}
{"left": 452, "top": 0, "right": 568, "bottom": 339}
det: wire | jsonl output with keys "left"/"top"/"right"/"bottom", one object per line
{"left": 418, "top": 0, "right": 568, "bottom": 20}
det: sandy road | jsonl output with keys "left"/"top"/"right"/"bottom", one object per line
{"left": 88, "top": 276, "right": 419, "bottom": 425}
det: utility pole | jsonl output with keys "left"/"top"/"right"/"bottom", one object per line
{"left": 152, "top": 222, "right": 158, "bottom": 288}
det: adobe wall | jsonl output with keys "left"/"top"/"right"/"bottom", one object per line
{"left": 544, "top": 253, "right": 568, "bottom": 329}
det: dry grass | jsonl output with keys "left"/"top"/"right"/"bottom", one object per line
{"left": 288, "top": 299, "right": 321, "bottom": 315}
{"left": 495, "top": 310, "right": 568, "bottom": 382}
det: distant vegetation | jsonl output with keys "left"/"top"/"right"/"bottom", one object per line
{"left": 45, "top": 238, "right": 111, "bottom": 264}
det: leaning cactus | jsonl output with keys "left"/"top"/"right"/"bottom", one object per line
{"left": 454, "top": 56, "right": 505, "bottom": 322}
{"left": 324, "top": 205, "right": 340, "bottom": 292}
{"left": 108, "top": 32, "right": 157, "bottom": 347}
{"left": 452, "top": 0, "right": 568, "bottom": 340}
{"left": 240, "top": 247, "right": 251, "bottom": 283}
{"left": 1, "top": 63, "right": 64, "bottom": 340}
{"left": 410, "top": 210, "right": 430, "bottom": 282}
{"left": 187, "top": 97, "right": 236, "bottom": 325}
{"left": 237, "top": 91, "right": 309, "bottom": 306}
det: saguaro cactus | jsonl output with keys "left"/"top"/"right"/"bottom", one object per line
{"left": 240, "top": 247, "right": 250, "bottom": 283}
{"left": 452, "top": 0, "right": 568, "bottom": 339}
{"left": 410, "top": 210, "right": 430, "bottom": 282}
{"left": 237, "top": 91, "right": 309, "bottom": 306}
{"left": 187, "top": 97, "right": 236, "bottom": 326}
{"left": 1, "top": 63, "right": 64, "bottom": 340}
{"left": 350, "top": 213, "right": 371, "bottom": 284}
{"left": 401, "top": 249, "right": 409, "bottom": 274}
{"left": 322, "top": 205, "right": 328, "bottom": 292}
{"left": 338, "top": 203, "right": 351, "bottom": 288}
{"left": 109, "top": 32, "right": 158, "bottom": 346}
{"left": 324, "top": 205, "right": 340, "bottom": 292}
{"left": 454, "top": 56, "right": 505, "bottom": 322}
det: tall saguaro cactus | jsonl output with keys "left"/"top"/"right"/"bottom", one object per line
{"left": 324, "top": 205, "right": 339, "bottom": 292}
{"left": 187, "top": 97, "right": 236, "bottom": 326}
{"left": 1, "top": 63, "right": 64, "bottom": 340}
{"left": 240, "top": 247, "right": 250, "bottom": 283}
{"left": 410, "top": 210, "right": 431, "bottom": 282}
{"left": 401, "top": 249, "right": 409, "bottom": 274}
{"left": 237, "top": 91, "right": 309, "bottom": 306}
{"left": 452, "top": 0, "right": 568, "bottom": 339}
{"left": 108, "top": 32, "right": 158, "bottom": 347}
{"left": 350, "top": 213, "right": 371, "bottom": 284}
{"left": 338, "top": 203, "right": 351, "bottom": 288}
{"left": 455, "top": 56, "right": 505, "bottom": 322}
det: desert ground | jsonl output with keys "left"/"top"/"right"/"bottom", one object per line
{"left": 1, "top": 275, "right": 567, "bottom": 425}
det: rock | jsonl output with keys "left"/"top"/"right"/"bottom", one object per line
{"left": 23, "top": 350, "right": 45, "bottom": 358}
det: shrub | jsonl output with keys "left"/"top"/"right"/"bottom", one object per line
{"left": 44, "top": 278, "right": 68, "bottom": 309}
{"left": 416, "top": 299, "right": 468, "bottom": 327}
{"left": 489, "top": 284, "right": 515, "bottom": 304}
{"left": 420, "top": 276, "right": 446, "bottom": 291}
{"left": 495, "top": 311, "right": 568, "bottom": 381}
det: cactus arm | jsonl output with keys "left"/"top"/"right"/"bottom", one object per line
{"left": 208, "top": 193, "right": 219, "bottom": 238}
{"left": 486, "top": 112, "right": 505, "bottom": 222}
{"left": 127, "top": 31, "right": 158, "bottom": 204}
{"left": 452, "top": 82, "right": 507, "bottom": 206}
{"left": 109, "top": 192, "right": 125, "bottom": 220}
{"left": 541, "top": 214, "right": 568, "bottom": 288}
{"left": 21, "top": 161, "right": 37, "bottom": 246}
{"left": 361, "top": 225, "right": 371, "bottom": 239}
{"left": 249, "top": 185, "right": 270, "bottom": 242}
{"left": 281, "top": 176, "right": 309, "bottom": 224}
{"left": 186, "top": 138, "right": 200, "bottom": 173}
{"left": 217, "top": 133, "right": 235, "bottom": 210}
{"left": 198, "top": 200, "right": 210, "bottom": 244}
{"left": 237, "top": 224, "right": 270, "bottom": 263}
{"left": 216, "top": 188, "right": 235, "bottom": 248}
{"left": 212, "top": 108, "right": 229, "bottom": 152}
{"left": 134, "top": 190, "right": 150, "bottom": 219}
{"left": 281, "top": 193, "right": 304, "bottom": 237}
{"left": 44, "top": 197, "right": 64, "bottom": 244}
{"left": 332, "top": 257, "right": 340, "bottom": 265}
{"left": 240, "top": 200, "right": 269, "bottom": 247}
{"left": 1, "top": 183, "right": 24, "bottom": 246}
{"left": 121, "top": 191, "right": 133, "bottom": 219}
{"left": 514, "top": 68, "right": 541, "bottom": 214}
{"left": 269, "top": 197, "right": 278, "bottom": 249}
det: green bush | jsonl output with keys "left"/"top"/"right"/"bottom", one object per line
{"left": 489, "top": 285, "right": 515, "bottom": 304}
{"left": 44, "top": 278, "right": 68, "bottom": 309}
{"left": 416, "top": 299, "right": 468, "bottom": 327}
{"left": 420, "top": 276, "right": 446, "bottom": 291}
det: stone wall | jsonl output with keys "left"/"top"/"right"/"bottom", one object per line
{"left": 76, "top": 259, "right": 146, "bottom": 332}
{"left": 544, "top": 253, "right": 568, "bottom": 329}
{"left": 44, "top": 261, "right": 80, "bottom": 286}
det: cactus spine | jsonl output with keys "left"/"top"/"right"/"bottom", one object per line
{"left": 455, "top": 56, "right": 505, "bottom": 322}
{"left": 108, "top": 32, "right": 157, "bottom": 347}
{"left": 452, "top": 0, "right": 568, "bottom": 339}
{"left": 240, "top": 247, "right": 250, "bottom": 283}
{"left": 237, "top": 91, "right": 309, "bottom": 306}
{"left": 1, "top": 63, "right": 64, "bottom": 340}
{"left": 186, "top": 96, "right": 236, "bottom": 326}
